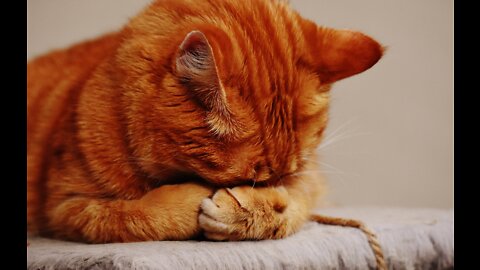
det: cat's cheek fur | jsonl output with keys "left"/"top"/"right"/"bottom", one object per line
{"left": 199, "top": 185, "right": 308, "bottom": 240}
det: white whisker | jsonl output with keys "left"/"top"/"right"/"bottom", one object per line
{"left": 318, "top": 131, "right": 371, "bottom": 150}
{"left": 322, "top": 118, "right": 357, "bottom": 142}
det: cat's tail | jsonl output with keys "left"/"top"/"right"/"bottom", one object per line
{"left": 309, "top": 214, "right": 387, "bottom": 270}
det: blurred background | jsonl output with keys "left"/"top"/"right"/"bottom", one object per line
{"left": 27, "top": 0, "right": 453, "bottom": 208}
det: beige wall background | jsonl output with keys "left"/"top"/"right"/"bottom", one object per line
{"left": 27, "top": 0, "right": 453, "bottom": 208}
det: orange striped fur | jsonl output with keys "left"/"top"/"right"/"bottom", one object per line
{"left": 27, "top": 0, "right": 382, "bottom": 243}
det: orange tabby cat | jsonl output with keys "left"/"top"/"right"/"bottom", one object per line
{"left": 27, "top": 0, "right": 382, "bottom": 243}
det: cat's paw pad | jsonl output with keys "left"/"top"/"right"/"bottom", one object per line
{"left": 199, "top": 186, "right": 288, "bottom": 240}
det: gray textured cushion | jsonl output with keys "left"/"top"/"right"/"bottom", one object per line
{"left": 27, "top": 207, "right": 453, "bottom": 270}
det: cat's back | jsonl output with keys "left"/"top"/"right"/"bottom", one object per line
{"left": 27, "top": 32, "right": 120, "bottom": 152}
{"left": 27, "top": 33, "right": 120, "bottom": 114}
{"left": 27, "top": 33, "right": 121, "bottom": 204}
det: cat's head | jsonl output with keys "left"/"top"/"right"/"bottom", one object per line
{"left": 115, "top": 0, "right": 383, "bottom": 186}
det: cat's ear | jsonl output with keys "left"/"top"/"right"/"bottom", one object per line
{"left": 175, "top": 30, "right": 238, "bottom": 137}
{"left": 310, "top": 27, "right": 384, "bottom": 84}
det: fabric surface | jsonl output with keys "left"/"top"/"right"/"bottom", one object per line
{"left": 27, "top": 207, "right": 453, "bottom": 270}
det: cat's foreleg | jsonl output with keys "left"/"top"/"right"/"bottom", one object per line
{"left": 47, "top": 182, "right": 213, "bottom": 243}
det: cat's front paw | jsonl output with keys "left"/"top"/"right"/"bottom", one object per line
{"left": 199, "top": 186, "right": 290, "bottom": 241}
